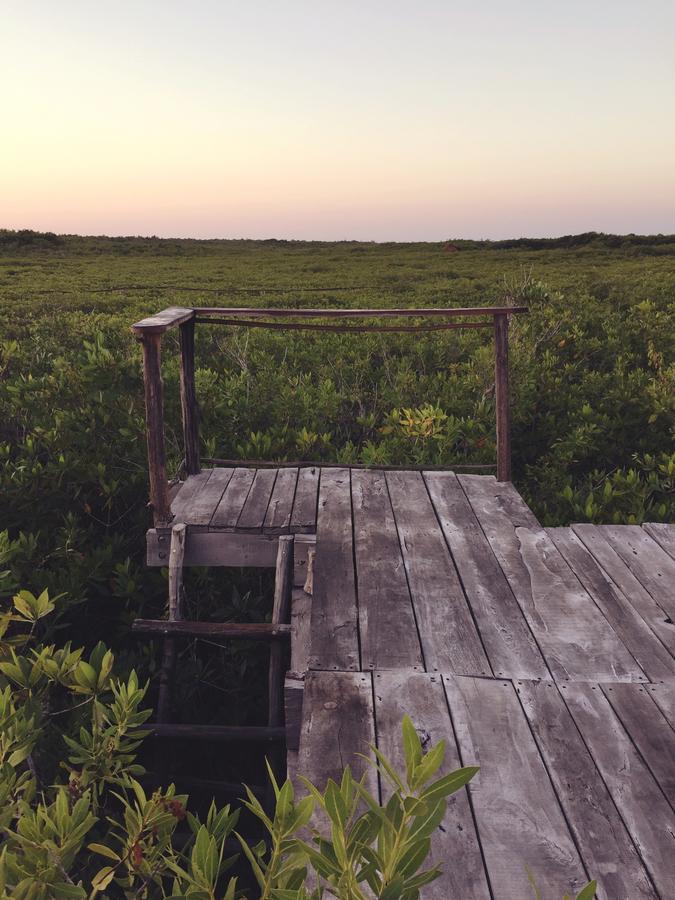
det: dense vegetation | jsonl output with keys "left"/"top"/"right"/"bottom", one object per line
{"left": 0, "top": 232, "right": 673, "bottom": 753}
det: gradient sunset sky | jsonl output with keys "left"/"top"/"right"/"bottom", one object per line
{"left": 3, "top": 1, "right": 674, "bottom": 240}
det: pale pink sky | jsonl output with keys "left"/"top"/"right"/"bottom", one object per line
{"left": 2, "top": 1, "right": 674, "bottom": 240}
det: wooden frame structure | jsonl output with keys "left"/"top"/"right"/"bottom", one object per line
{"left": 131, "top": 304, "right": 527, "bottom": 527}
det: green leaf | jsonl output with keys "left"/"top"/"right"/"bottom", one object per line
{"left": 91, "top": 866, "right": 116, "bottom": 892}
{"left": 419, "top": 765, "right": 479, "bottom": 804}
{"left": 87, "top": 842, "right": 121, "bottom": 862}
{"left": 576, "top": 881, "right": 598, "bottom": 900}
{"left": 401, "top": 715, "right": 423, "bottom": 783}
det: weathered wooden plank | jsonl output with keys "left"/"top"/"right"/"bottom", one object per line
{"left": 494, "top": 312, "right": 511, "bottom": 482}
{"left": 236, "top": 468, "right": 278, "bottom": 531}
{"left": 132, "top": 619, "right": 291, "bottom": 640}
{"left": 157, "top": 523, "right": 186, "bottom": 722}
{"left": 183, "top": 468, "right": 234, "bottom": 527}
{"left": 139, "top": 332, "right": 171, "bottom": 526}
{"left": 297, "top": 671, "right": 377, "bottom": 794}
{"left": 424, "top": 471, "right": 548, "bottom": 679}
{"left": 443, "top": 674, "right": 587, "bottom": 898}
{"left": 147, "top": 529, "right": 278, "bottom": 568}
{"left": 179, "top": 318, "right": 200, "bottom": 475}
{"left": 374, "top": 672, "right": 491, "bottom": 899}
{"left": 386, "top": 471, "right": 491, "bottom": 675}
{"left": 269, "top": 536, "right": 294, "bottom": 728}
{"left": 292, "top": 534, "right": 316, "bottom": 589}
{"left": 290, "top": 466, "right": 320, "bottom": 533}
{"left": 460, "top": 475, "right": 644, "bottom": 682}
{"left": 210, "top": 467, "right": 256, "bottom": 528}
{"left": 647, "top": 683, "right": 675, "bottom": 727}
{"left": 517, "top": 680, "right": 656, "bottom": 899}
{"left": 195, "top": 304, "right": 528, "bottom": 320}
{"left": 562, "top": 682, "right": 675, "bottom": 897}
{"left": 131, "top": 306, "right": 194, "bottom": 334}
{"left": 352, "top": 470, "right": 422, "bottom": 670}
{"left": 571, "top": 524, "right": 675, "bottom": 654}
{"left": 263, "top": 467, "right": 299, "bottom": 533}
{"left": 597, "top": 525, "right": 675, "bottom": 620}
{"left": 309, "top": 469, "right": 359, "bottom": 671}
{"left": 170, "top": 470, "right": 213, "bottom": 522}
{"left": 643, "top": 523, "right": 675, "bottom": 560}
{"left": 601, "top": 683, "right": 675, "bottom": 805}
{"left": 549, "top": 528, "right": 675, "bottom": 681}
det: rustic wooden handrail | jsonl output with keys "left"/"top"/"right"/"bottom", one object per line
{"left": 131, "top": 305, "right": 526, "bottom": 525}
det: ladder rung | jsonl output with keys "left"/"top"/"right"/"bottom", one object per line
{"left": 132, "top": 619, "right": 292, "bottom": 640}
{"left": 146, "top": 723, "right": 286, "bottom": 742}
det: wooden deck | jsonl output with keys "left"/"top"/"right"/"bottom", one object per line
{"left": 159, "top": 466, "right": 674, "bottom": 899}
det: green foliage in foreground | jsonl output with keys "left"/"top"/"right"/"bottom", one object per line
{"left": 0, "top": 590, "right": 596, "bottom": 899}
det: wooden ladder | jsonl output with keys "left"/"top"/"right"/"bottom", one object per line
{"left": 132, "top": 524, "right": 294, "bottom": 796}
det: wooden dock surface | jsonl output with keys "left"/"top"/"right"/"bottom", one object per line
{"left": 166, "top": 467, "right": 674, "bottom": 898}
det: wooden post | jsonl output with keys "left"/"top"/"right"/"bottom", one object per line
{"left": 494, "top": 313, "right": 511, "bottom": 482}
{"left": 179, "top": 320, "right": 200, "bottom": 475}
{"left": 157, "top": 523, "right": 187, "bottom": 723}
{"left": 140, "top": 334, "right": 172, "bottom": 526}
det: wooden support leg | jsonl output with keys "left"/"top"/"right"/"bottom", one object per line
{"left": 494, "top": 313, "right": 512, "bottom": 482}
{"left": 157, "top": 523, "right": 187, "bottom": 723}
{"left": 266, "top": 535, "right": 294, "bottom": 803}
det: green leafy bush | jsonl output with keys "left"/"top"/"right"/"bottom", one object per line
{"left": 0, "top": 589, "right": 596, "bottom": 898}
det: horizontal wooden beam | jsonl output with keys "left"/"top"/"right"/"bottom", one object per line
{"left": 132, "top": 619, "right": 291, "bottom": 640}
{"left": 131, "top": 307, "right": 195, "bottom": 335}
{"left": 194, "top": 305, "right": 527, "bottom": 319}
{"left": 145, "top": 723, "right": 286, "bottom": 742}
{"left": 146, "top": 528, "right": 279, "bottom": 567}
{"left": 195, "top": 317, "right": 494, "bottom": 333}
{"left": 202, "top": 458, "right": 496, "bottom": 473}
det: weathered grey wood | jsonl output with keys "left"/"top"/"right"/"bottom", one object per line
{"left": 494, "top": 312, "right": 511, "bottom": 482}
{"left": 147, "top": 723, "right": 285, "bottom": 742}
{"left": 263, "top": 467, "right": 299, "bottom": 533}
{"left": 297, "top": 671, "right": 377, "bottom": 794}
{"left": 268, "top": 537, "right": 294, "bottom": 728}
{"left": 157, "top": 523, "right": 186, "bottom": 722}
{"left": 290, "top": 466, "right": 320, "bottom": 533}
{"left": 131, "top": 306, "right": 194, "bottom": 334}
{"left": 647, "top": 683, "right": 675, "bottom": 727}
{"left": 309, "top": 469, "right": 359, "bottom": 671}
{"left": 170, "top": 470, "right": 212, "bottom": 522}
{"left": 139, "top": 333, "right": 172, "bottom": 526}
{"left": 236, "top": 468, "right": 278, "bottom": 531}
{"left": 352, "top": 470, "right": 422, "bottom": 670}
{"left": 443, "top": 674, "right": 587, "bottom": 898}
{"left": 643, "top": 523, "right": 675, "bottom": 560}
{"left": 195, "top": 304, "right": 528, "bottom": 319}
{"left": 284, "top": 675, "right": 304, "bottom": 752}
{"left": 290, "top": 587, "right": 312, "bottom": 674}
{"left": 210, "top": 467, "right": 256, "bottom": 528}
{"left": 179, "top": 319, "right": 200, "bottom": 475}
{"left": 132, "top": 620, "right": 291, "bottom": 640}
{"left": 517, "top": 680, "right": 656, "bottom": 899}
{"left": 292, "top": 534, "right": 316, "bottom": 588}
{"left": 562, "top": 682, "right": 675, "bottom": 897}
{"left": 601, "top": 683, "right": 675, "bottom": 805}
{"left": 549, "top": 528, "right": 675, "bottom": 681}
{"left": 571, "top": 524, "right": 675, "bottom": 653}
{"left": 424, "top": 471, "right": 548, "bottom": 679}
{"left": 147, "top": 529, "right": 278, "bottom": 568}
{"left": 182, "top": 468, "right": 235, "bottom": 528}
{"left": 460, "top": 475, "right": 645, "bottom": 681}
{"left": 386, "top": 471, "right": 490, "bottom": 675}
{"left": 598, "top": 525, "right": 675, "bottom": 620}
{"left": 374, "top": 672, "right": 490, "bottom": 899}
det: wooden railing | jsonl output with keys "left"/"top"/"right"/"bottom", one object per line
{"left": 131, "top": 305, "right": 527, "bottom": 525}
